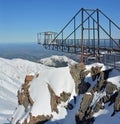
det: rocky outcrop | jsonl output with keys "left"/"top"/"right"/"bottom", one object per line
{"left": 111, "top": 91, "right": 120, "bottom": 116}
{"left": 91, "top": 66, "right": 102, "bottom": 81}
{"left": 77, "top": 92, "right": 93, "bottom": 123}
{"left": 80, "top": 93, "right": 93, "bottom": 113}
{"left": 14, "top": 74, "right": 54, "bottom": 124}
{"left": 48, "top": 84, "right": 72, "bottom": 113}
{"left": 114, "top": 92, "right": 120, "bottom": 112}
{"left": 17, "top": 75, "right": 34, "bottom": 112}
{"left": 106, "top": 82, "right": 118, "bottom": 95}
{"left": 25, "top": 75, "right": 34, "bottom": 84}
{"left": 76, "top": 66, "right": 119, "bottom": 124}
{"left": 48, "top": 84, "right": 59, "bottom": 113}
{"left": 60, "top": 91, "right": 71, "bottom": 102}
{"left": 28, "top": 113, "right": 52, "bottom": 124}
{"left": 70, "top": 62, "right": 90, "bottom": 94}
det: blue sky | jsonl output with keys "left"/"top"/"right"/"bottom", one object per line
{"left": 0, "top": 0, "right": 120, "bottom": 43}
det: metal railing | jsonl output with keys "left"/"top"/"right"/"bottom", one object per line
{"left": 103, "top": 53, "right": 120, "bottom": 70}
{"left": 37, "top": 8, "right": 120, "bottom": 62}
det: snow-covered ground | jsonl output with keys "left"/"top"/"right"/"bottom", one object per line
{"left": 0, "top": 58, "right": 42, "bottom": 123}
{"left": 0, "top": 56, "right": 120, "bottom": 124}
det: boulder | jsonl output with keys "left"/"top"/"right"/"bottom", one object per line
{"left": 106, "top": 82, "right": 117, "bottom": 95}
{"left": 91, "top": 66, "right": 102, "bottom": 81}
{"left": 25, "top": 75, "right": 34, "bottom": 84}
{"left": 96, "top": 71, "right": 106, "bottom": 91}
{"left": 70, "top": 63, "right": 89, "bottom": 94}
{"left": 60, "top": 91, "right": 71, "bottom": 102}
{"left": 80, "top": 93, "right": 93, "bottom": 113}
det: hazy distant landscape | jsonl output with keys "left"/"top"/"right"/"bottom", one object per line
{"left": 0, "top": 42, "right": 77, "bottom": 62}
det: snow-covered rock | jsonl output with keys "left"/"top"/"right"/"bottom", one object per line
{"left": 11, "top": 66, "right": 76, "bottom": 123}
{"left": 38, "top": 55, "right": 77, "bottom": 67}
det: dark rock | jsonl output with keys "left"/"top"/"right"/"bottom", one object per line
{"left": 75, "top": 113, "right": 80, "bottom": 124}
{"left": 101, "top": 95, "right": 110, "bottom": 103}
{"left": 75, "top": 112, "right": 95, "bottom": 124}
{"left": 74, "top": 96, "right": 77, "bottom": 104}
{"left": 66, "top": 103, "right": 74, "bottom": 110}
{"left": 78, "top": 82, "right": 91, "bottom": 94}
{"left": 111, "top": 92, "right": 120, "bottom": 116}
{"left": 109, "top": 91, "right": 119, "bottom": 106}
{"left": 114, "top": 92, "right": 120, "bottom": 112}
{"left": 103, "top": 69, "right": 112, "bottom": 80}
{"left": 92, "top": 75, "right": 96, "bottom": 81}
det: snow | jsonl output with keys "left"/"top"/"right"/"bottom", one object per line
{"left": 12, "top": 65, "right": 76, "bottom": 123}
{"left": 0, "top": 56, "right": 120, "bottom": 124}
{"left": 91, "top": 91, "right": 106, "bottom": 107}
{"left": 38, "top": 55, "right": 77, "bottom": 67}
{"left": 94, "top": 103, "right": 120, "bottom": 124}
{"left": 0, "top": 57, "right": 41, "bottom": 123}
{"left": 107, "top": 69, "right": 120, "bottom": 89}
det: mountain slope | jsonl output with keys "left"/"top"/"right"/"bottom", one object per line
{"left": 0, "top": 56, "right": 120, "bottom": 124}
{"left": 0, "top": 58, "right": 41, "bottom": 123}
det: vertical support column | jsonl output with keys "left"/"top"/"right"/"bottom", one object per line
{"left": 93, "top": 20, "right": 95, "bottom": 56}
{"left": 74, "top": 17, "right": 76, "bottom": 53}
{"left": 88, "top": 17, "right": 90, "bottom": 52}
{"left": 97, "top": 9, "right": 101, "bottom": 62}
{"left": 97, "top": 9, "right": 100, "bottom": 55}
{"left": 81, "top": 8, "right": 84, "bottom": 62}
{"left": 109, "top": 20, "right": 112, "bottom": 49}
